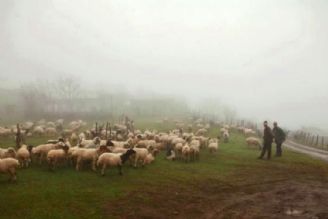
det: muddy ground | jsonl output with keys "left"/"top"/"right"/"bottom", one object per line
{"left": 105, "top": 179, "right": 328, "bottom": 219}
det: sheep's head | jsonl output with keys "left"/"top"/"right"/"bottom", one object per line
{"left": 93, "top": 137, "right": 101, "bottom": 145}
{"left": 106, "top": 139, "right": 114, "bottom": 147}
{"left": 98, "top": 145, "right": 111, "bottom": 155}
{"left": 151, "top": 149, "right": 159, "bottom": 157}
{"left": 27, "top": 145, "right": 34, "bottom": 153}
{"left": 121, "top": 149, "right": 136, "bottom": 163}
{"left": 62, "top": 144, "right": 70, "bottom": 153}
{"left": 5, "top": 148, "right": 16, "bottom": 158}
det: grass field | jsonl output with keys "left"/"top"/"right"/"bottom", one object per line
{"left": 1, "top": 121, "right": 328, "bottom": 219}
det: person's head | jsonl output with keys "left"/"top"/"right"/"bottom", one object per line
{"left": 263, "top": 121, "right": 268, "bottom": 128}
{"left": 273, "top": 122, "right": 278, "bottom": 128}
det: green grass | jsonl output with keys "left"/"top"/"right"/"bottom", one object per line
{"left": 0, "top": 123, "right": 328, "bottom": 219}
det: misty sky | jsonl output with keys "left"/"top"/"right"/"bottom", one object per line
{"left": 1, "top": 0, "right": 328, "bottom": 130}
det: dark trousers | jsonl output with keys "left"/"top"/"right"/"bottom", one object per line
{"left": 259, "top": 142, "right": 272, "bottom": 159}
{"left": 276, "top": 142, "right": 282, "bottom": 156}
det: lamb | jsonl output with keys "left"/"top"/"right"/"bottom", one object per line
{"left": 97, "top": 149, "right": 136, "bottom": 176}
{"left": 16, "top": 145, "right": 32, "bottom": 168}
{"left": 0, "top": 147, "right": 16, "bottom": 159}
{"left": 47, "top": 144, "right": 70, "bottom": 170}
{"left": 246, "top": 137, "right": 262, "bottom": 150}
{"left": 0, "top": 158, "right": 20, "bottom": 181}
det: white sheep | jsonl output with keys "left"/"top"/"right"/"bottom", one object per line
{"left": 166, "top": 150, "right": 176, "bottom": 161}
{"left": 79, "top": 137, "right": 101, "bottom": 148}
{"left": 74, "top": 146, "right": 110, "bottom": 171}
{"left": 31, "top": 143, "right": 62, "bottom": 164}
{"left": 131, "top": 148, "right": 149, "bottom": 167}
{"left": 97, "top": 149, "right": 136, "bottom": 176}
{"left": 246, "top": 137, "right": 262, "bottom": 150}
{"left": 182, "top": 144, "right": 191, "bottom": 162}
{"left": 143, "top": 153, "right": 155, "bottom": 165}
{"left": 0, "top": 158, "right": 20, "bottom": 181}
{"left": 208, "top": 139, "right": 219, "bottom": 153}
{"left": 244, "top": 128, "right": 256, "bottom": 136}
{"left": 0, "top": 147, "right": 16, "bottom": 159}
{"left": 33, "top": 126, "right": 45, "bottom": 136}
{"left": 16, "top": 145, "right": 32, "bottom": 168}
{"left": 47, "top": 144, "right": 70, "bottom": 170}
{"left": 223, "top": 131, "right": 230, "bottom": 143}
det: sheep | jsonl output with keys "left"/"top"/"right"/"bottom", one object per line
{"left": 144, "top": 153, "right": 155, "bottom": 165}
{"left": 246, "top": 137, "right": 262, "bottom": 150}
{"left": 47, "top": 144, "right": 70, "bottom": 170}
{"left": 16, "top": 145, "right": 32, "bottom": 168}
{"left": 74, "top": 146, "right": 110, "bottom": 171}
{"left": 33, "top": 126, "right": 45, "bottom": 136}
{"left": 105, "top": 139, "right": 132, "bottom": 148}
{"left": 182, "top": 144, "right": 191, "bottom": 162}
{"left": 0, "top": 158, "right": 20, "bottom": 181}
{"left": 45, "top": 127, "right": 57, "bottom": 136}
{"left": 78, "top": 137, "right": 101, "bottom": 148}
{"left": 0, "top": 147, "right": 16, "bottom": 159}
{"left": 189, "top": 140, "right": 200, "bottom": 160}
{"left": 97, "top": 149, "right": 136, "bottom": 176}
{"left": 174, "top": 142, "right": 184, "bottom": 160}
{"left": 220, "top": 128, "right": 227, "bottom": 135}
{"left": 131, "top": 148, "right": 149, "bottom": 168}
{"left": 0, "top": 128, "right": 12, "bottom": 137}
{"left": 223, "top": 131, "right": 230, "bottom": 143}
{"left": 244, "top": 128, "right": 256, "bottom": 136}
{"left": 31, "top": 143, "right": 63, "bottom": 164}
{"left": 208, "top": 139, "right": 219, "bottom": 153}
{"left": 166, "top": 150, "right": 176, "bottom": 161}
{"left": 70, "top": 133, "right": 79, "bottom": 146}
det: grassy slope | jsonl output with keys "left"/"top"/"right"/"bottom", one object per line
{"left": 0, "top": 122, "right": 328, "bottom": 219}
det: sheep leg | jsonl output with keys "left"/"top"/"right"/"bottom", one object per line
{"left": 92, "top": 159, "right": 97, "bottom": 171}
{"left": 76, "top": 157, "right": 81, "bottom": 171}
{"left": 118, "top": 165, "right": 123, "bottom": 175}
{"left": 9, "top": 168, "right": 17, "bottom": 182}
{"left": 134, "top": 156, "right": 138, "bottom": 168}
{"left": 101, "top": 164, "right": 107, "bottom": 176}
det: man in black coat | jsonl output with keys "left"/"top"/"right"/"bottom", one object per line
{"left": 272, "top": 122, "right": 286, "bottom": 157}
{"left": 258, "top": 121, "right": 274, "bottom": 160}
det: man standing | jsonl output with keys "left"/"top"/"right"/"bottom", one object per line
{"left": 272, "top": 122, "right": 286, "bottom": 157}
{"left": 258, "top": 121, "right": 274, "bottom": 160}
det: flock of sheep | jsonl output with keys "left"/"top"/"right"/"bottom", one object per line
{"left": 0, "top": 118, "right": 261, "bottom": 182}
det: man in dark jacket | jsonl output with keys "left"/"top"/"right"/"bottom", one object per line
{"left": 258, "top": 121, "right": 274, "bottom": 160}
{"left": 272, "top": 122, "right": 286, "bottom": 157}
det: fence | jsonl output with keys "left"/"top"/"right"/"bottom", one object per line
{"left": 292, "top": 131, "right": 328, "bottom": 151}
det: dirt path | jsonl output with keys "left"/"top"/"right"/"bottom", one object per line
{"left": 284, "top": 140, "right": 328, "bottom": 162}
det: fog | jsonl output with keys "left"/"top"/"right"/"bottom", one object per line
{"left": 1, "top": 0, "right": 328, "bottom": 131}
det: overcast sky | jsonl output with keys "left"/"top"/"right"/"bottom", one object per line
{"left": 1, "top": 0, "right": 328, "bottom": 130}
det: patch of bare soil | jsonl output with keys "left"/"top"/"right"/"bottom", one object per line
{"left": 104, "top": 180, "right": 328, "bottom": 219}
